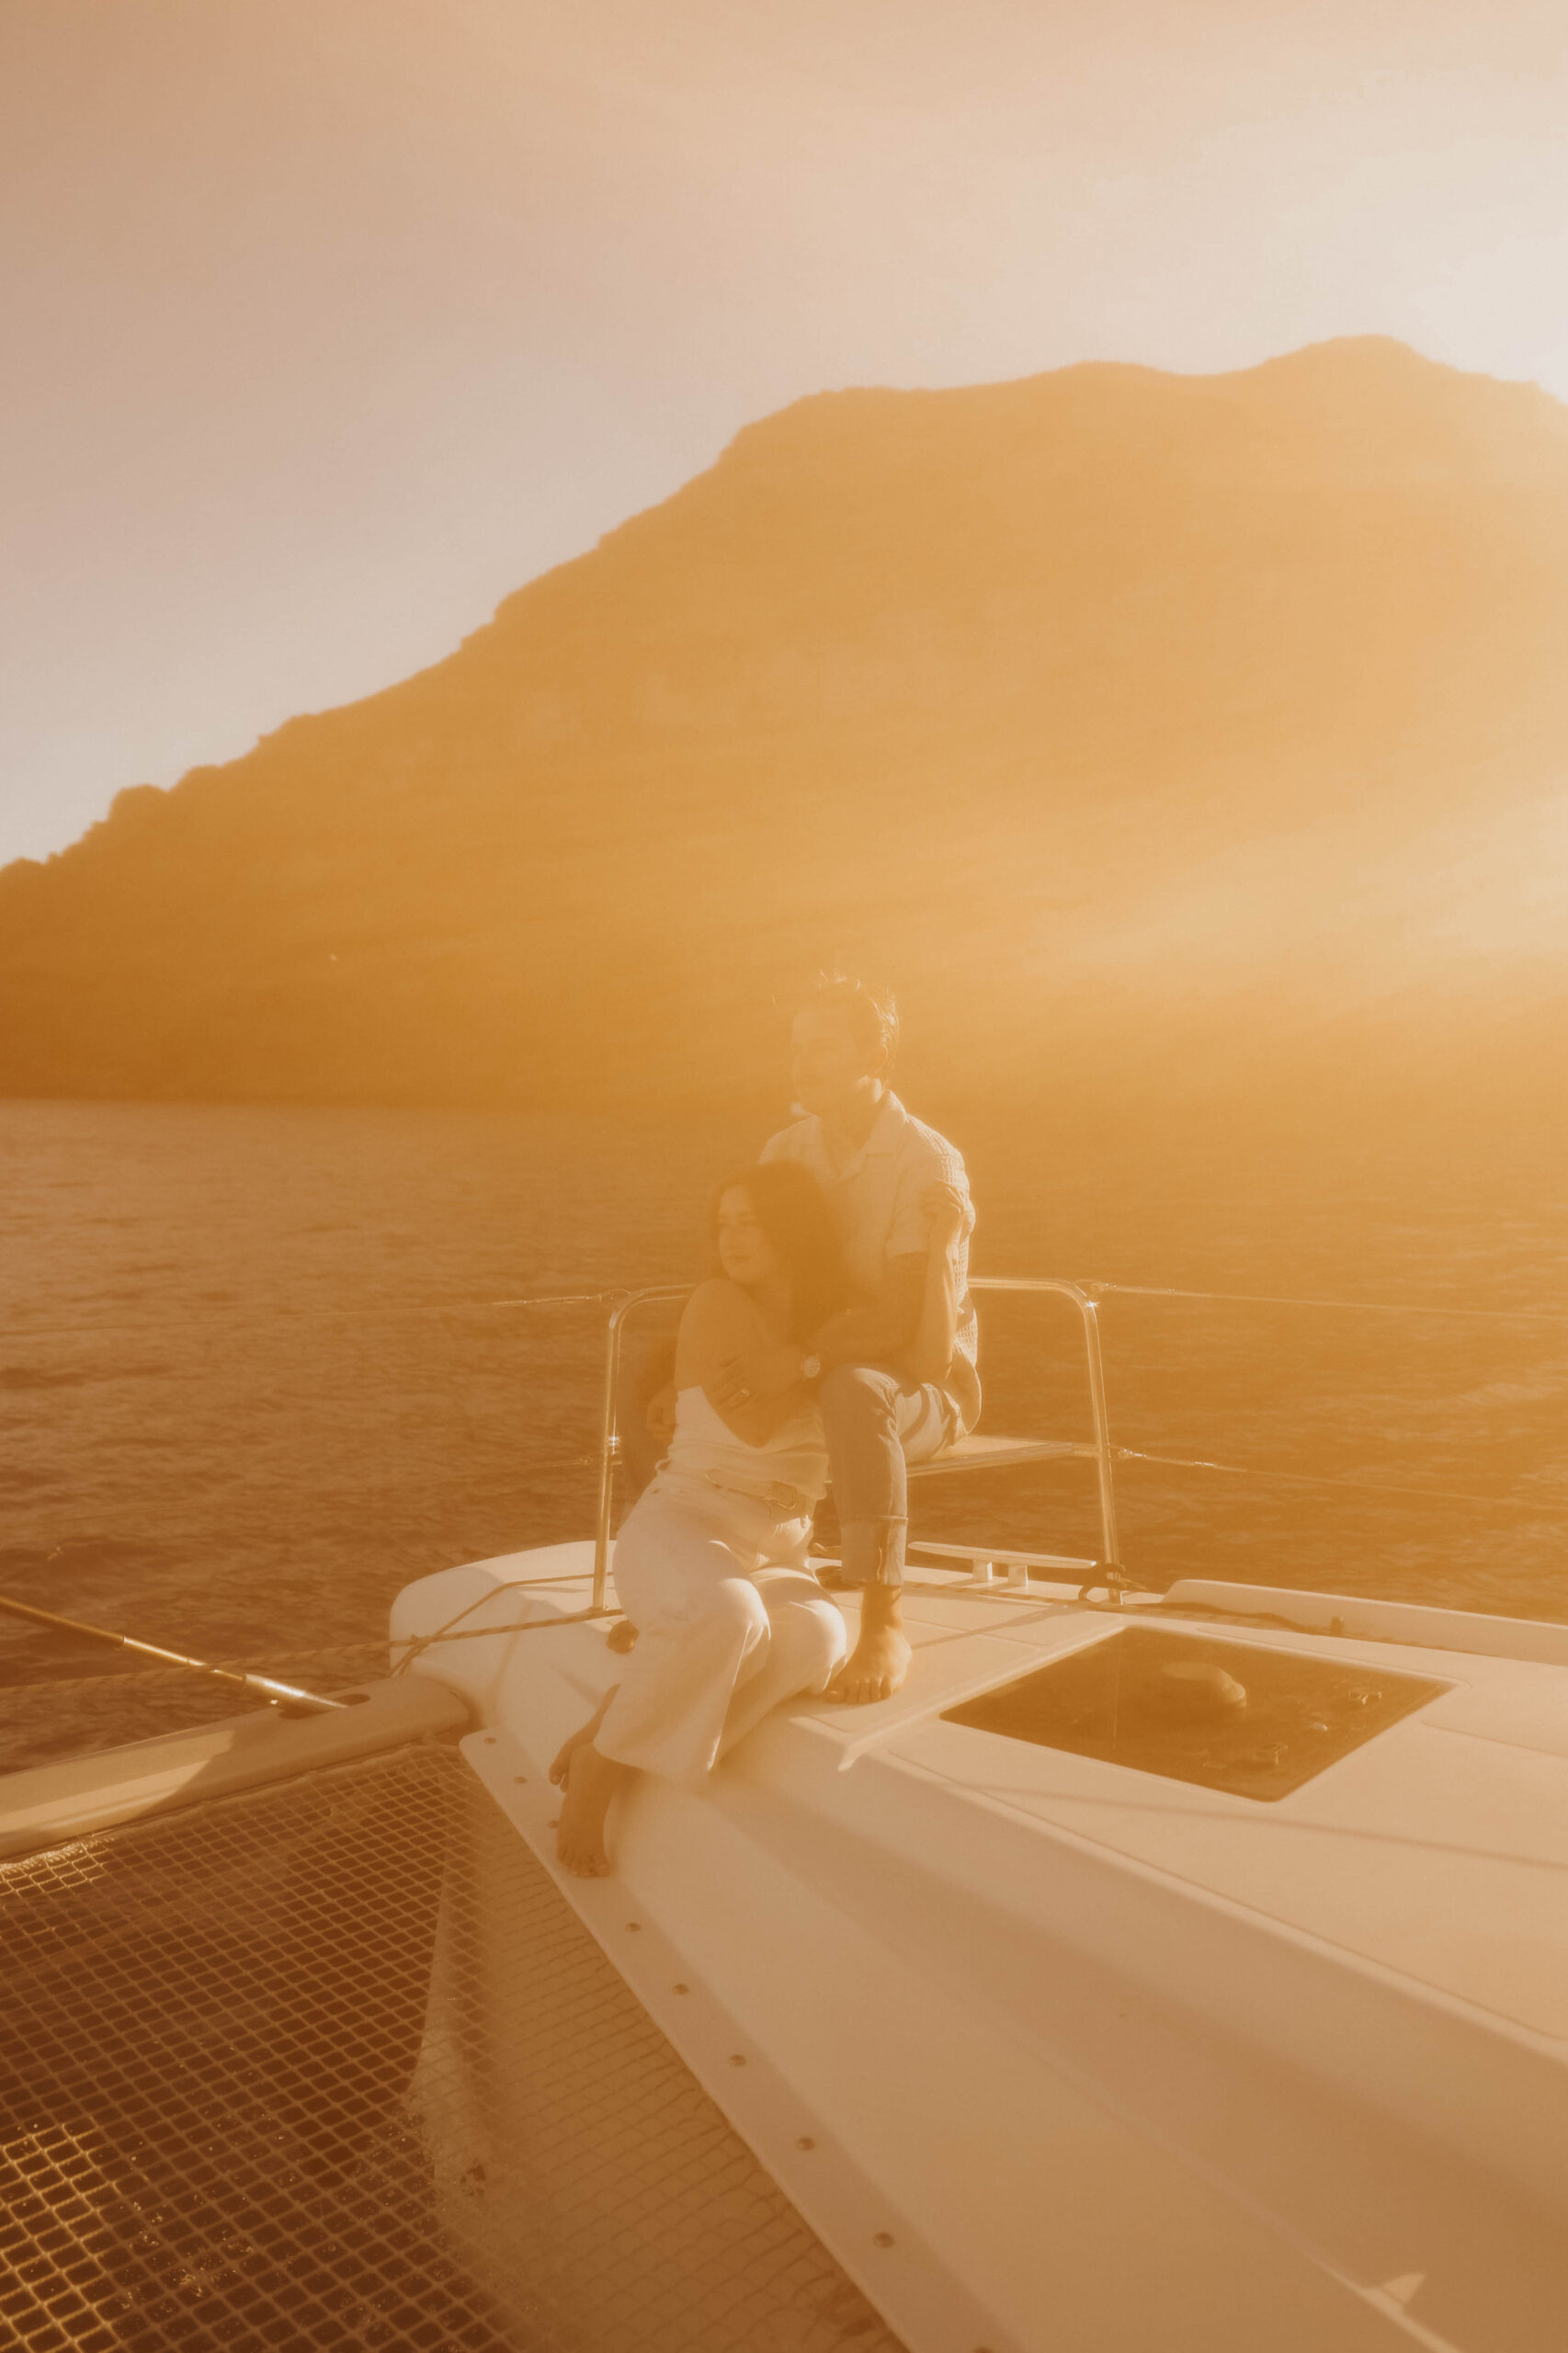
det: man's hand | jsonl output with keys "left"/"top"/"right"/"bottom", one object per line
{"left": 710, "top": 1339, "right": 801, "bottom": 1412}
{"left": 644, "top": 1381, "right": 677, "bottom": 1439}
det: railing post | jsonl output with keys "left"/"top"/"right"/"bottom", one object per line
{"left": 590, "top": 1285, "right": 694, "bottom": 1613}
{"left": 968, "top": 1276, "right": 1130, "bottom": 1601}
{"left": 1076, "top": 1290, "right": 1127, "bottom": 1598}
{"left": 590, "top": 1304, "right": 629, "bottom": 1612}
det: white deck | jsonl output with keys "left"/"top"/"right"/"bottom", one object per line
{"left": 392, "top": 1547, "right": 1568, "bottom": 2353}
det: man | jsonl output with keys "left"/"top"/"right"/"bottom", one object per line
{"left": 712, "top": 978, "right": 978, "bottom": 1703}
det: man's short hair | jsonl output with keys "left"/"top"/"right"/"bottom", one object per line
{"left": 801, "top": 975, "right": 899, "bottom": 1073}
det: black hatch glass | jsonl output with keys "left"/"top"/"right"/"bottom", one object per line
{"left": 941, "top": 1627, "right": 1449, "bottom": 1802}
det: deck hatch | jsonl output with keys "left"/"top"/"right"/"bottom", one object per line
{"left": 941, "top": 1627, "right": 1449, "bottom": 1800}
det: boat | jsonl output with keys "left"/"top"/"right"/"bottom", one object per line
{"left": 4, "top": 1279, "right": 1566, "bottom": 2351}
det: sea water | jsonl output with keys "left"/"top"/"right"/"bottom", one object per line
{"left": 4, "top": 1096, "right": 1566, "bottom": 1770}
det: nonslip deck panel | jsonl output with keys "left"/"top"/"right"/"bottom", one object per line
{"left": 0, "top": 1739, "right": 904, "bottom": 2353}
{"left": 942, "top": 1626, "right": 1449, "bottom": 1799}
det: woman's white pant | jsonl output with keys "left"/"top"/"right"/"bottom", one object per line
{"left": 597, "top": 1474, "right": 846, "bottom": 1786}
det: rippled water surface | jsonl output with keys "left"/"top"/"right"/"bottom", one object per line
{"left": 4, "top": 1097, "right": 1566, "bottom": 1769}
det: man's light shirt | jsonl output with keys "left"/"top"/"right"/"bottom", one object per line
{"left": 761, "top": 1091, "right": 978, "bottom": 1425}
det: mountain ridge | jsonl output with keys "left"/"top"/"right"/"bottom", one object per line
{"left": 5, "top": 336, "right": 1567, "bottom": 1131}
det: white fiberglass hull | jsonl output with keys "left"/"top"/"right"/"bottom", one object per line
{"left": 392, "top": 1546, "right": 1568, "bottom": 2353}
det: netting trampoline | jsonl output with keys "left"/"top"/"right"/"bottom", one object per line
{"left": 1, "top": 1732, "right": 903, "bottom": 2353}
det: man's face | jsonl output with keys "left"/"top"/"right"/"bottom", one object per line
{"left": 790, "top": 1006, "right": 878, "bottom": 1119}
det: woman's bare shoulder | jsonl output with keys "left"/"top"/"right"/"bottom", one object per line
{"left": 680, "top": 1279, "right": 760, "bottom": 1346}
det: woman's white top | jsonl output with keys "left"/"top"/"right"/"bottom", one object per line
{"left": 663, "top": 1386, "right": 828, "bottom": 1510}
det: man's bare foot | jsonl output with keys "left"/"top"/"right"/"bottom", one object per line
{"left": 550, "top": 1689, "right": 615, "bottom": 1789}
{"left": 556, "top": 1741, "right": 624, "bottom": 1877}
{"left": 606, "top": 1619, "right": 639, "bottom": 1654}
{"left": 830, "top": 1586, "right": 911, "bottom": 1704}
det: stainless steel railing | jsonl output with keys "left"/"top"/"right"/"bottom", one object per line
{"left": 591, "top": 1286, "right": 696, "bottom": 1610}
{"left": 590, "top": 1277, "right": 1128, "bottom": 1608}
{"left": 969, "top": 1278, "right": 1125, "bottom": 1594}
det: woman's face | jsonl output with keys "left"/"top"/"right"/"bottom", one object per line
{"left": 716, "top": 1187, "right": 781, "bottom": 1289}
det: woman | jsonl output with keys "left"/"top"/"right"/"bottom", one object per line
{"left": 553, "top": 1161, "right": 967, "bottom": 1877}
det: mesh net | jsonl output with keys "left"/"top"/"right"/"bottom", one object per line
{"left": 1, "top": 1740, "right": 904, "bottom": 2353}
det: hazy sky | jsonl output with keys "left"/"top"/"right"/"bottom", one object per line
{"left": 3, "top": 0, "right": 1565, "bottom": 864}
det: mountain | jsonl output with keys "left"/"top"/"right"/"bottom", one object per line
{"left": 4, "top": 336, "right": 1567, "bottom": 1131}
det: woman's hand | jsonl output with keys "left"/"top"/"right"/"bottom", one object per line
{"left": 923, "top": 1181, "right": 967, "bottom": 1251}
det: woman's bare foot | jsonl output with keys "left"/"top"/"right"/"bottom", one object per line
{"left": 549, "top": 1689, "right": 615, "bottom": 1788}
{"left": 606, "top": 1619, "right": 639, "bottom": 1654}
{"left": 556, "top": 1741, "right": 624, "bottom": 1877}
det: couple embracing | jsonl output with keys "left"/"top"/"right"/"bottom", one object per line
{"left": 555, "top": 977, "right": 978, "bottom": 1876}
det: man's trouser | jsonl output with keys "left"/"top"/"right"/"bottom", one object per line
{"left": 819, "top": 1365, "right": 957, "bottom": 1589}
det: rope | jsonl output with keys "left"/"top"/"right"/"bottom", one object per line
{"left": 388, "top": 1570, "right": 619, "bottom": 1675}
{"left": 12, "top": 1279, "right": 1567, "bottom": 1344}
{"left": 1112, "top": 1444, "right": 1563, "bottom": 1516}
{"left": 390, "top": 1606, "right": 620, "bottom": 1655}
{"left": 1090, "top": 1280, "right": 1568, "bottom": 1328}
{"left": 3, "top": 1289, "right": 636, "bottom": 1344}
{"left": 471, "top": 1290, "right": 631, "bottom": 1312}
